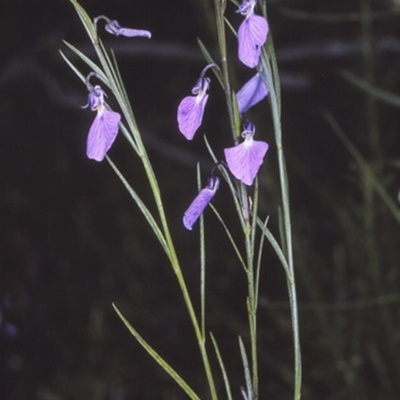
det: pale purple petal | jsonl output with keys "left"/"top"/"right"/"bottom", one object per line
{"left": 177, "top": 94, "right": 209, "bottom": 140}
{"left": 183, "top": 177, "right": 220, "bottom": 230}
{"left": 237, "top": 73, "right": 268, "bottom": 114}
{"left": 224, "top": 137, "right": 269, "bottom": 186}
{"left": 116, "top": 28, "right": 151, "bottom": 38}
{"left": 238, "top": 14, "right": 269, "bottom": 68}
{"left": 105, "top": 20, "right": 151, "bottom": 38}
{"left": 86, "top": 109, "right": 121, "bottom": 162}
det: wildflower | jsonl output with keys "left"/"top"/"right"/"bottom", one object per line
{"left": 237, "top": 71, "right": 268, "bottom": 114}
{"left": 177, "top": 63, "right": 219, "bottom": 140}
{"left": 224, "top": 121, "right": 269, "bottom": 186}
{"left": 183, "top": 177, "right": 220, "bottom": 230}
{"left": 94, "top": 15, "right": 151, "bottom": 38}
{"left": 84, "top": 85, "right": 121, "bottom": 162}
{"left": 237, "top": 0, "right": 269, "bottom": 68}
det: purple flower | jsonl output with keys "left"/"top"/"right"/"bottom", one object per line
{"left": 85, "top": 85, "right": 121, "bottom": 162}
{"left": 237, "top": 0, "right": 269, "bottom": 68}
{"left": 177, "top": 63, "right": 219, "bottom": 140}
{"left": 237, "top": 71, "right": 268, "bottom": 114}
{"left": 94, "top": 16, "right": 151, "bottom": 38}
{"left": 224, "top": 122, "right": 269, "bottom": 186}
{"left": 183, "top": 177, "right": 220, "bottom": 230}
{"left": 177, "top": 76, "right": 210, "bottom": 140}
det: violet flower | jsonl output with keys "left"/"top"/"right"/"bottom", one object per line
{"left": 237, "top": 0, "right": 269, "bottom": 68}
{"left": 177, "top": 63, "right": 219, "bottom": 140}
{"left": 85, "top": 85, "right": 121, "bottom": 162}
{"left": 94, "top": 15, "right": 151, "bottom": 38}
{"left": 224, "top": 122, "right": 269, "bottom": 186}
{"left": 237, "top": 71, "right": 269, "bottom": 114}
{"left": 183, "top": 177, "right": 220, "bottom": 230}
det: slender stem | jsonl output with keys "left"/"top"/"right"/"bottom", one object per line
{"left": 212, "top": 1, "right": 260, "bottom": 397}
{"left": 245, "top": 227, "right": 258, "bottom": 399}
{"left": 213, "top": 0, "right": 239, "bottom": 143}
{"left": 137, "top": 113, "right": 219, "bottom": 400}
{"left": 138, "top": 126, "right": 218, "bottom": 400}
{"left": 199, "top": 166, "right": 206, "bottom": 337}
{"left": 88, "top": 24, "right": 218, "bottom": 400}
{"left": 262, "top": 44, "right": 302, "bottom": 400}
{"left": 241, "top": 188, "right": 259, "bottom": 399}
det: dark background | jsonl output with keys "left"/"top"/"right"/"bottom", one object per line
{"left": 2, "top": 0, "right": 400, "bottom": 399}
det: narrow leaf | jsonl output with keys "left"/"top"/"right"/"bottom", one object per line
{"left": 106, "top": 157, "right": 170, "bottom": 257}
{"left": 69, "top": 0, "right": 97, "bottom": 44}
{"left": 210, "top": 333, "right": 233, "bottom": 400}
{"left": 255, "top": 216, "right": 269, "bottom": 307}
{"left": 197, "top": 38, "right": 224, "bottom": 88}
{"left": 256, "top": 217, "right": 291, "bottom": 279}
{"left": 113, "top": 304, "right": 201, "bottom": 400}
{"left": 62, "top": 40, "right": 107, "bottom": 84}
{"left": 224, "top": 16, "right": 237, "bottom": 37}
{"left": 210, "top": 204, "right": 248, "bottom": 272}
{"left": 59, "top": 50, "right": 86, "bottom": 84}
{"left": 239, "top": 336, "right": 253, "bottom": 400}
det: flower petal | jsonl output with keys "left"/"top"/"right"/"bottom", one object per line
{"left": 237, "top": 72, "right": 268, "bottom": 114}
{"left": 238, "top": 14, "right": 269, "bottom": 68}
{"left": 105, "top": 20, "right": 151, "bottom": 38}
{"left": 224, "top": 139, "right": 269, "bottom": 186}
{"left": 177, "top": 94, "right": 209, "bottom": 140}
{"left": 183, "top": 177, "right": 220, "bottom": 230}
{"left": 116, "top": 28, "right": 152, "bottom": 38}
{"left": 86, "top": 109, "right": 121, "bottom": 162}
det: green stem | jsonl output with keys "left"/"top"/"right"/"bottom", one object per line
{"left": 245, "top": 228, "right": 258, "bottom": 399}
{"left": 79, "top": 10, "right": 218, "bottom": 400}
{"left": 135, "top": 115, "right": 218, "bottom": 400}
{"left": 213, "top": 0, "right": 239, "bottom": 143}
{"left": 262, "top": 45, "right": 302, "bottom": 400}
{"left": 133, "top": 102, "right": 219, "bottom": 400}
{"left": 212, "top": 1, "right": 260, "bottom": 396}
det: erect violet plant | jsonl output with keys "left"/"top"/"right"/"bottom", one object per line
{"left": 224, "top": 121, "right": 269, "bottom": 186}
{"left": 237, "top": 70, "right": 269, "bottom": 114}
{"left": 62, "top": 1, "right": 304, "bottom": 398}
{"left": 94, "top": 15, "right": 152, "bottom": 38}
{"left": 177, "top": 63, "right": 219, "bottom": 140}
{"left": 183, "top": 176, "right": 220, "bottom": 230}
{"left": 237, "top": 0, "right": 269, "bottom": 68}
{"left": 84, "top": 83, "right": 121, "bottom": 162}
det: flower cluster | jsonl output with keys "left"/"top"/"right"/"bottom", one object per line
{"left": 77, "top": 6, "right": 270, "bottom": 229}
{"left": 80, "top": 16, "right": 152, "bottom": 161}
{"left": 179, "top": 1, "right": 270, "bottom": 230}
{"left": 236, "top": 0, "right": 269, "bottom": 113}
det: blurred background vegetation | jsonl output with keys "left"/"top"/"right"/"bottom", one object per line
{"left": 1, "top": 0, "right": 400, "bottom": 399}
